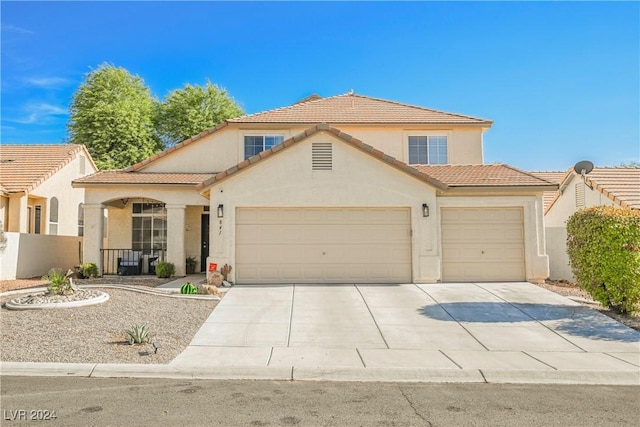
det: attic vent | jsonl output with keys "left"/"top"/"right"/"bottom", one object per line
{"left": 312, "top": 142, "right": 332, "bottom": 171}
{"left": 575, "top": 182, "right": 585, "bottom": 208}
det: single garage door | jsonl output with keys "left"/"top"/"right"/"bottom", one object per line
{"left": 441, "top": 208, "right": 525, "bottom": 282}
{"left": 236, "top": 207, "right": 412, "bottom": 284}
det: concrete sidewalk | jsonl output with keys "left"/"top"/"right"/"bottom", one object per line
{"left": 2, "top": 282, "right": 639, "bottom": 384}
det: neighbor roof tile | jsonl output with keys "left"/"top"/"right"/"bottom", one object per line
{"left": 0, "top": 144, "right": 92, "bottom": 193}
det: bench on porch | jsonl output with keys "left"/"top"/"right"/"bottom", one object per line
{"left": 117, "top": 250, "right": 142, "bottom": 275}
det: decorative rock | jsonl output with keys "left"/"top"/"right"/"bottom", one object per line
{"left": 199, "top": 284, "right": 219, "bottom": 295}
{"left": 6, "top": 289, "right": 109, "bottom": 310}
{"left": 208, "top": 271, "right": 224, "bottom": 287}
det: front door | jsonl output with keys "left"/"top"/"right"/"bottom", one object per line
{"left": 200, "top": 214, "right": 210, "bottom": 272}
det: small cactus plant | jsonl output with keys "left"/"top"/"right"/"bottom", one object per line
{"left": 125, "top": 324, "right": 152, "bottom": 345}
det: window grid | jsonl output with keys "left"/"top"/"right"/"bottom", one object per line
{"left": 132, "top": 202, "right": 167, "bottom": 251}
{"left": 408, "top": 136, "right": 448, "bottom": 165}
{"left": 244, "top": 135, "right": 284, "bottom": 160}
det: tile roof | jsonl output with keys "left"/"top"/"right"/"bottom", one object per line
{"left": 198, "top": 124, "right": 555, "bottom": 193}
{"left": 0, "top": 144, "right": 94, "bottom": 193}
{"left": 414, "top": 164, "right": 557, "bottom": 188}
{"left": 530, "top": 171, "right": 568, "bottom": 211}
{"left": 228, "top": 93, "right": 493, "bottom": 125}
{"left": 73, "top": 171, "right": 216, "bottom": 186}
{"left": 583, "top": 167, "right": 640, "bottom": 209}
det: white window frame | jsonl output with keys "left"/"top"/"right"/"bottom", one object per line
{"left": 132, "top": 202, "right": 167, "bottom": 251}
{"left": 406, "top": 132, "right": 449, "bottom": 165}
{"left": 243, "top": 133, "right": 285, "bottom": 160}
{"left": 49, "top": 197, "right": 59, "bottom": 235}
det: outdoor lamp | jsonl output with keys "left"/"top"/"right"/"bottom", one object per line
{"left": 217, "top": 204, "right": 224, "bottom": 218}
{"left": 422, "top": 203, "right": 429, "bottom": 217}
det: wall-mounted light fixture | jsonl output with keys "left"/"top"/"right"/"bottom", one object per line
{"left": 422, "top": 203, "right": 429, "bottom": 217}
{"left": 217, "top": 204, "right": 224, "bottom": 218}
{"left": 121, "top": 198, "right": 129, "bottom": 207}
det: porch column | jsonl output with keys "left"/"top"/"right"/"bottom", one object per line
{"left": 83, "top": 203, "right": 104, "bottom": 273}
{"left": 166, "top": 204, "right": 186, "bottom": 276}
{"left": 8, "top": 194, "right": 28, "bottom": 232}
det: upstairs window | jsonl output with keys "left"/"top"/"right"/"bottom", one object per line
{"left": 244, "top": 135, "right": 284, "bottom": 160}
{"left": 408, "top": 136, "right": 448, "bottom": 164}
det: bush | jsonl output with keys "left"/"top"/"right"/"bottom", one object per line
{"left": 566, "top": 206, "right": 640, "bottom": 313}
{"left": 43, "top": 268, "right": 73, "bottom": 295}
{"left": 79, "top": 263, "right": 99, "bottom": 278}
{"left": 155, "top": 262, "right": 175, "bottom": 278}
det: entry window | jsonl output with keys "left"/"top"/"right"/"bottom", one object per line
{"left": 408, "top": 136, "right": 448, "bottom": 164}
{"left": 132, "top": 202, "right": 167, "bottom": 251}
{"left": 244, "top": 135, "right": 284, "bottom": 159}
{"left": 49, "top": 197, "right": 59, "bottom": 235}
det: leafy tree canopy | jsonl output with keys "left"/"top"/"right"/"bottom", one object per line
{"left": 68, "top": 64, "right": 160, "bottom": 170}
{"left": 155, "top": 80, "right": 243, "bottom": 145}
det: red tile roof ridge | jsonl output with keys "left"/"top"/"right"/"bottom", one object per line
{"left": 228, "top": 92, "right": 493, "bottom": 124}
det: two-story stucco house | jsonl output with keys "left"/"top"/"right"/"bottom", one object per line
{"left": 534, "top": 166, "right": 640, "bottom": 281}
{"left": 74, "top": 93, "right": 556, "bottom": 283}
{"left": 0, "top": 144, "right": 98, "bottom": 279}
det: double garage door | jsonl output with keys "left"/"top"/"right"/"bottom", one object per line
{"left": 441, "top": 208, "right": 526, "bottom": 282}
{"left": 236, "top": 208, "right": 412, "bottom": 284}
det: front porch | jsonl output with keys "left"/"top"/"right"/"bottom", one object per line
{"left": 83, "top": 196, "right": 211, "bottom": 277}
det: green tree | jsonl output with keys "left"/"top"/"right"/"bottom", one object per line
{"left": 68, "top": 64, "right": 160, "bottom": 169}
{"left": 155, "top": 80, "right": 243, "bottom": 145}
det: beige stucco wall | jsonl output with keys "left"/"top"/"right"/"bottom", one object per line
{"left": 28, "top": 153, "right": 96, "bottom": 236}
{"left": 140, "top": 124, "right": 486, "bottom": 174}
{"left": 0, "top": 232, "right": 82, "bottom": 280}
{"left": 544, "top": 174, "right": 617, "bottom": 281}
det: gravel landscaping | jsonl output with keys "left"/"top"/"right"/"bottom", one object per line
{"left": 1, "top": 286, "right": 218, "bottom": 364}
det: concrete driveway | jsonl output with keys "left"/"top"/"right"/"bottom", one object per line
{"left": 171, "top": 282, "right": 640, "bottom": 384}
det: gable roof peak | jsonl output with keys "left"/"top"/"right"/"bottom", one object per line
{"left": 228, "top": 92, "right": 493, "bottom": 125}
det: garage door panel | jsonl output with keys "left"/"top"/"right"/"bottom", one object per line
{"left": 442, "top": 208, "right": 525, "bottom": 282}
{"left": 236, "top": 208, "right": 411, "bottom": 284}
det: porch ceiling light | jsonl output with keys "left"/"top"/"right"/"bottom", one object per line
{"left": 217, "top": 204, "right": 224, "bottom": 218}
{"left": 422, "top": 203, "right": 429, "bottom": 217}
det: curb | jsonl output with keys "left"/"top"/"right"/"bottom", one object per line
{"left": 1, "top": 362, "right": 639, "bottom": 385}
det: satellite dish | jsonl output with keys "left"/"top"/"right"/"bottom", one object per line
{"left": 573, "top": 160, "right": 594, "bottom": 175}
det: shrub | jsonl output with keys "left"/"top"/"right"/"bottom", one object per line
{"left": 125, "top": 324, "right": 152, "bottom": 345}
{"left": 79, "top": 263, "right": 99, "bottom": 278}
{"left": 43, "top": 268, "right": 73, "bottom": 295}
{"left": 155, "top": 261, "right": 175, "bottom": 278}
{"left": 566, "top": 206, "right": 640, "bottom": 313}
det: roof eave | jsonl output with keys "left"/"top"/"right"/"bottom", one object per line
{"left": 441, "top": 185, "right": 559, "bottom": 195}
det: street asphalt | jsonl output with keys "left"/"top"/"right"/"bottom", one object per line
{"left": 1, "top": 281, "right": 639, "bottom": 385}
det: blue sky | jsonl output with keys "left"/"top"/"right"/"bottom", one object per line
{"left": 1, "top": 1, "right": 638, "bottom": 171}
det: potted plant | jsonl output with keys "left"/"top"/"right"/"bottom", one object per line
{"left": 185, "top": 256, "right": 197, "bottom": 274}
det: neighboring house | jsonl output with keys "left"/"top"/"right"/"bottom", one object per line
{"left": 533, "top": 167, "right": 640, "bottom": 281}
{"left": 74, "top": 93, "right": 556, "bottom": 283}
{"left": 0, "top": 144, "right": 98, "bottom": 279}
